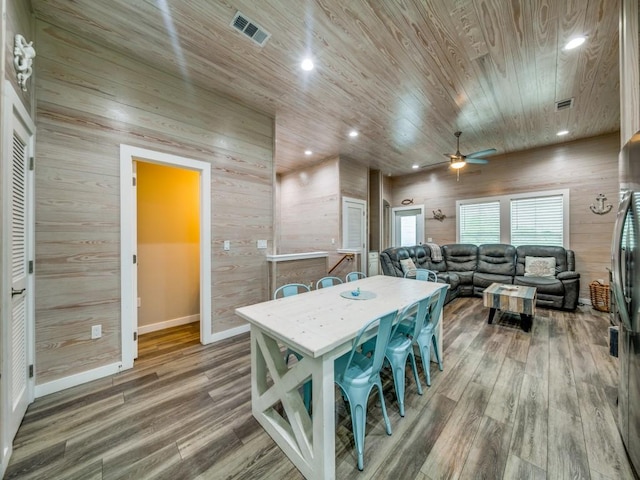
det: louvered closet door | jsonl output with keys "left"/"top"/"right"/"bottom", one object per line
{"left": 8, "top": 118, "right": 30, "bottom": 440}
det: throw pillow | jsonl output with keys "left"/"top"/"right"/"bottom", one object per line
{"left": 524, "top": 256, "right": 556, "bottom": 277}
{"left": 400, "top": 257, "right": 417, "bottom": 275}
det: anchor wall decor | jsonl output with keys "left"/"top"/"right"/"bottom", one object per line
{"left": 589, "top": 194, "right": 613, "bottom": 215}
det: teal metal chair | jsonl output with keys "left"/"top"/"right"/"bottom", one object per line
{"left": 404, "top": 268, "right": 438, "bottom": 282}
{"left": 415, "top": 286, "right": 448, "bottom": 386}
{"left": 334, "top": 310, "right": 397, "bottom": 471}
{"left": 345, "top": 271, "right": 366, "bottom": 282}
{"left": 274, "top": 283, "right": 312, "bottom": 413}
{"left": 384, "top": 297, "right": 431, "bottom": 416}
{"left": 273, "top": 283, "right": 310, "bottom": 298}
{"left": 316, "top": 276, "right": 343, "bottom": 289}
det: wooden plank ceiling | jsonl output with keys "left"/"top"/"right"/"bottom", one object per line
{"left": 30, "top": 0, "right": 620, "bottom": 175}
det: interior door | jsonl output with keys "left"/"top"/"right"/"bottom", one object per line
{"left": 132, "top": 163, "right": 138, "bottom": 359}
{"left": 342, "top": 197, "right": 366, "bottom": 273}
{"left": 2, "top": 83, "right": 35, "bottom": 457}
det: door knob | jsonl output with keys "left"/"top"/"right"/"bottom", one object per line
{"left": 11, "top": 287, "right": 26, "bottom": 297}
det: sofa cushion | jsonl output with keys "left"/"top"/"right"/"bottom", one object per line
{"left": 477, "top": 244, "right": 516, "bottom": 275}
{"left": 524, "top": 256, "right": 556, "bottom": 277}
{"left": 443, "top": 244, "right": 478, "bottom": 271}
{"left": 473, "top": 272, "right": 513, "bottom": 289}
{"left": 514, "top": 275, "right": 565, "bottom": 295}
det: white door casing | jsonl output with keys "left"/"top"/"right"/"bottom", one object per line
{"left": 342, "top": 197, "right": 367, "bottom": 273}
{"left": 120, "top": 145, "right": 212, "bottom": 370}
{"left": 1, "top": 81, "right": 35, "bottom": 472}
{"left": 391, "top": 205, "right": 425, "bottom": 247}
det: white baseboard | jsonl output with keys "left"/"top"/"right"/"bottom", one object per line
{"left": 205, "top": 324, "right": 250, "bottom": 344}
{"left": 34, "top": 322, "right": 248, "bottom": 398}
{"left": 35, "top": 362, "right": 123, "bottom": 398}
{"left": 138, "top": 314, "right": 200, "bottom": 335}
{"left": 579, "top": 297, "right": 592, "bottom": 306}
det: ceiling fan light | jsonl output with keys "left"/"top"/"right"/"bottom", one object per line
{"left": 450, "top": 159, "right": 466, "bottom": 169}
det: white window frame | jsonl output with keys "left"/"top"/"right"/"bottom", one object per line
{"left": 456, "top": 189, "right": 570, "bottom": 248}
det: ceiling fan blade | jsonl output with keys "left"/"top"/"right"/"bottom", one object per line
{"left": 466, "top": 148, "right": 497, "bottom": 159}
{"left": 420, "top": 159, "right": 450, "bottom": 169}
{"left": 466, "top": 158, "right": 489, "bottom": 164}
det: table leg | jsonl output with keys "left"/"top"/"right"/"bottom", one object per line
{"left": 521, "top": 314, "right": 533, "bottom": 332}
{"left": 487, "top": 307, "right": 497, "bottom": 324}
{"left": 250, "top": 327, "right": 336, "bottom": 480}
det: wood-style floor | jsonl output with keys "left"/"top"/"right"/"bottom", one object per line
{"left": 5, "top": 298, "right": 635, "bottom": 479}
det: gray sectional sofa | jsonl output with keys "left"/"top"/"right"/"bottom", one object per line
{"left": 379, "top": 243, "right": 580, "bottom": 310}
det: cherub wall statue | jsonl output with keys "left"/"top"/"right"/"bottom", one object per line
{"left": 14, "top": 34, "right": 36, "bottom": 92}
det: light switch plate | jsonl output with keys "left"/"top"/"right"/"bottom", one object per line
{"left": 223, "top": 240, "right": 230, "bottom": 251}
{"left": 257, "top": 239, "right": 267, "bottom": 249}
{"left": 91, "top": 325, "right": 102, "bottom": 339}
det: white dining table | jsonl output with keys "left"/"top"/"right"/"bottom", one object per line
{"left": 235, "top": 275, "right": 447, "bottom": 479}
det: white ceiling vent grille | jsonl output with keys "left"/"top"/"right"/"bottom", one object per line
{"left": 555, "top": 98, "right": 574, "bottom": 111}
{"left": 230, "top": 11, "right": 271, "bottom": 47}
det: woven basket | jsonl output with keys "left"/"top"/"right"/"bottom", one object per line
{"left": 589, "top": 281, "right": 610, "bottom": 312}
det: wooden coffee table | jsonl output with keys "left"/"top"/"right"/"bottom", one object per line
{"left": 482, "top": 283, "right": 537, "bottom": 332}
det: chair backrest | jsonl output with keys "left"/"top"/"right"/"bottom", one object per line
{"left": 316, "top": 276, "right": 343, "bottom": 289}
{"left": 392, "top": 296, "right": 431, "bottom": 340}
{"left": 345, "top": 271, "right": 366, "bottom": 282}
{"left": 339, "top": 310, "right": 397, "bottom": 380}
{"left": 273, "top": 283, "right": 310, "bottom": 300}
{"left": 404, "top": 268, "right": 438, "bottom": 282}
{"left": 423, "top": 285, "right": 449, "bottom": 330}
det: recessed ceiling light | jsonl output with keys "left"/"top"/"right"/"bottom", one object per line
{"left": 304, "top": 150, "right": 312, "bottom": 155}
{"left": 564, "top": 36, "right": 586, "bottom": 50}
{"left": 557, "top": 130, "right": 569, "bottom": 136}
{"left": 412, "top": 164, "right": 419, "bottom": 169}
{"left": 348, "top": 130, "right": 358, "bottom": 138}
{"left": 301, "top": 58, "right": 314, "bottom": 71}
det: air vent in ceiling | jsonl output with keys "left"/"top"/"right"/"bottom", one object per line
{"left": 230, "top": 11, "right": 271, "bottom": 47}
{"left": 555, "top": 97, "right": 574, "bottom": 111}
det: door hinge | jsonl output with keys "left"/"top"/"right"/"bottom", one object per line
{"left": 28, "top": 260, "right": 34, "bottom": 274}
{"left": 28, "top": 365, "right": 34, "bottom": 378}
{"left": 132, "top": 176, "right": 136, "bottom": 186}
{"left": 133, "top": 254, "right": 137, "bottom": 264}
{"left": 29, "top": 157, "right": 34, "bottom": 171}
{"left": 133, "top": 332, "right": 138, "bottom": 341}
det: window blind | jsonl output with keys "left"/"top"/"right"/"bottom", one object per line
{"left": 459, "top": 201, "right": 500, "bottom": 244}
{"left": 510, "top": 195, "right": 563, "bottom": 246}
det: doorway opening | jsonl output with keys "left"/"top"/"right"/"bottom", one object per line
{"left": 120, "top": 145, "right": 212, "bottom": 370}
{"left": 136, "top": 162, "right": 200, "bottom": 358}
{"left": 391, "top": 205, "right": 425, "bottom": 247}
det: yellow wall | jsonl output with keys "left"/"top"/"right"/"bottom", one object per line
{"left": 136, "top": 162, "right": 200, "bottom": 328}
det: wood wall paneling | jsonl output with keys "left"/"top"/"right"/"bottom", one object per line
{"left": 390, "top": 133, "right": 619, "bottom": 301}
{"left": 33, "top": 21, "right": 274, "bottom": 383}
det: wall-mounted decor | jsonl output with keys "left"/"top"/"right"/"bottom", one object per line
{"left": 589, "top": 193, "right": 612, "bottom": 215}
{"left": 401, "top": 198, "right": 413, "bottom": 205}
{"left": 432, "top": 209, "right": 446, "bottom": 222}
{"left": 14, "top": 34, "right": 36, "bottom": 92}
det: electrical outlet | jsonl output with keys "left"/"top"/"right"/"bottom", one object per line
{"left": 91, "top": 325, "right": 102, "bottom": 339}
{"left": 223, "top": 240, "right": 230, "bottom": 251}
{"left": 257, "top": 239, "right": 267, "bottom": 249}
{"left": 427, "top": 237, "right": 433, "bottom": 242}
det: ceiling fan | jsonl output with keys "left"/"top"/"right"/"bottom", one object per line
{"left": 421, "top": 131, "right": 497, "bottom": 171}
{"left": 444, "top": 131, "right": 497, "bottom": 169}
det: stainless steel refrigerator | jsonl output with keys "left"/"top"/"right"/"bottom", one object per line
{"left": 612, "top": 131, "right": 640, "bottom": 476}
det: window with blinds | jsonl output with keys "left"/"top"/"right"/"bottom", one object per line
{"left": 510, "top": 195, "right": 564, "bottom": 246}
{"left": 459, "top": 201, "right": 500, "bottom": 244}
{"left": 456, "top": 189, "right": 569, "bottom": 247}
